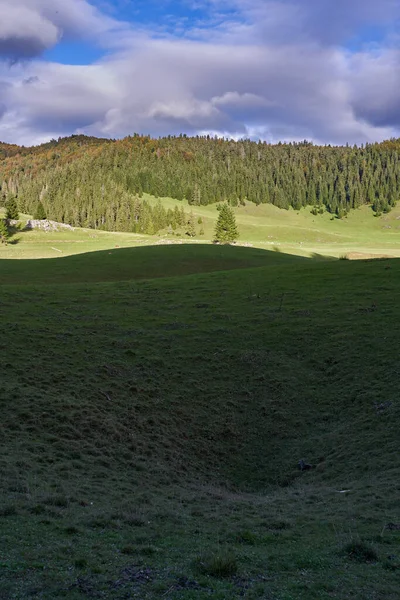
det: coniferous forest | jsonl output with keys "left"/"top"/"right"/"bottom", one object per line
{"left": 1, "top": 134, "right": 400, "bottom": 233}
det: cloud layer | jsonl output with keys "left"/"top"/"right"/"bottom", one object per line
{"left": 215, "top": 0, "right": 400, "bottom": 45}
{"left": 0, "top": 0, "right": 400, "bottom": 145}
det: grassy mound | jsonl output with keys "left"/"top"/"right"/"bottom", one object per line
{"left": 0, "top": 243, "right": 305, "bottom": 285}
{"left": 0, "top": 247, "right": 399, "bottom": 599}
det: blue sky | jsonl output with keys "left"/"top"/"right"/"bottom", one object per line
{"left": 0, "top": 0, "right": 400, "bottom": 145}
{"left": 43, "top": 40, "right": 105, "bottom": 66}
{"left": 43, "top": 1, "right": 242, "bottom": 65}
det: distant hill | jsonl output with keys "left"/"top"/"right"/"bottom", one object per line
{"left": 1, "top": 134, "right": 400, "bottom": 234}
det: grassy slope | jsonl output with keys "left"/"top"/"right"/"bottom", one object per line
{"left": 1, "top": 246, "right": 399, "bottom": 599}
{"left": 145, "top": 196, "right": 400, "bottom": 257}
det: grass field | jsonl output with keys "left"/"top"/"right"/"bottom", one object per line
{"left": 1, "top": 239, "right": 399, "bottom": 599}
{"left": 1, "top": 200, "right": 399, "bottom": 598}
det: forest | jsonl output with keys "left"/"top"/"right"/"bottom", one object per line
{"left": 1, "top": 134, "right": 400, "bottom": 234}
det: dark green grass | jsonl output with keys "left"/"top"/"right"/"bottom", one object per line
{"left": 0, "top": 243, "right": 305, "bottom": 285}
{"left": 0, "top": 248, "right": 399, "bottom": 599}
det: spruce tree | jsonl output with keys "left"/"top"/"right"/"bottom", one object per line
{"left": 34, "top": 201, "right": 47, "bottom": 220}
{"left": 0, "top": 219, "right": 9, "bottom": 244}
{"left": 5, "top": 196, "right": 19, "bottom": 220}
{"left": 214, "top": 203, "right": 239, "bottom": 243}
{"left": 186, "top": 211, "right": 196, "bottom": 237}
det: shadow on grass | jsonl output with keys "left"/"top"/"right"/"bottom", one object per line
{"left": 1, "top": 242, "right": 398, "bottom": 286}
{"left": 0, "top": 243, "right": 321, "bottom": 285}
{"left": 1, "top": 222, "right": 22, "bottom": 246}
{"left": 8, "top": 224, "right": 23, "bottom": 245}
{"left": 311, "top": 252, "right": 337, "bottom": 261}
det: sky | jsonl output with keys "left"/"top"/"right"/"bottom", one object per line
{"left": 0, "top": 0, "right": 400, "bottom": 146}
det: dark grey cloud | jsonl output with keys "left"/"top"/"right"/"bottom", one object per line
{"left": 0, "top": 3, "right": 59, "bottom": 60}
{"left": 0, "top": 38, "right": 51, "bottom": 62}
{"left": 350, "top": 50, "right": 400, "bottom": 129}
{"left": 0, "top": 0, "right": 124, "bottom": 60}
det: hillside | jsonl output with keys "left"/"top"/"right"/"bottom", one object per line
{"left": 1, "top": 246, "right": 399, "bottom": 599}
{"left": 2, "top": 135, "right": 400, "bottom": 237}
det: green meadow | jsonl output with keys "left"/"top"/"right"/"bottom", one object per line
{"left": 1, "top": 197, "right": 400, "bottom": 260}
{"left": 0, "top": 204, "right": 399, "bottom": 599}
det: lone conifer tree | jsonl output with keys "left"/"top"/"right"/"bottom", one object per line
{"left": 5, "top": 196, "right": 19, "bottom": 221}
{"left": 214, "top": 203, "right": 239, "bottom": 244}
{"left": 34, "top": 201, "right": 47, "bottom": 220}
{"left": 0, "top": 219, "right": 9, "bottom": 244}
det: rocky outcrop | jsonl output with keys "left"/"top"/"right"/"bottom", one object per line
{"left": 25, "top": 220, "right": 74, "bottom": 232}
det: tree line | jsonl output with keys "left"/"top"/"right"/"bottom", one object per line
{"left": 1, "top": 134, "right": 400, "bottom": 235}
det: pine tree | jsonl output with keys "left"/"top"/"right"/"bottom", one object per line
{"left": 34, "top": 201, "right": 47, "bottom": 220}
{"left": 191, "top": 184, "right": 201, "bottom": 206}
{"left": 5, "top": 195, "right": 19, "bottom": 220}
{"left": 186, "top": 211, "right": 196, "bottom": 237}
{"left": 214, "top": 203, "right": 239, "bottom": 244}
{"left": 0, "top": 219, "right": 9, "bottom": 244}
